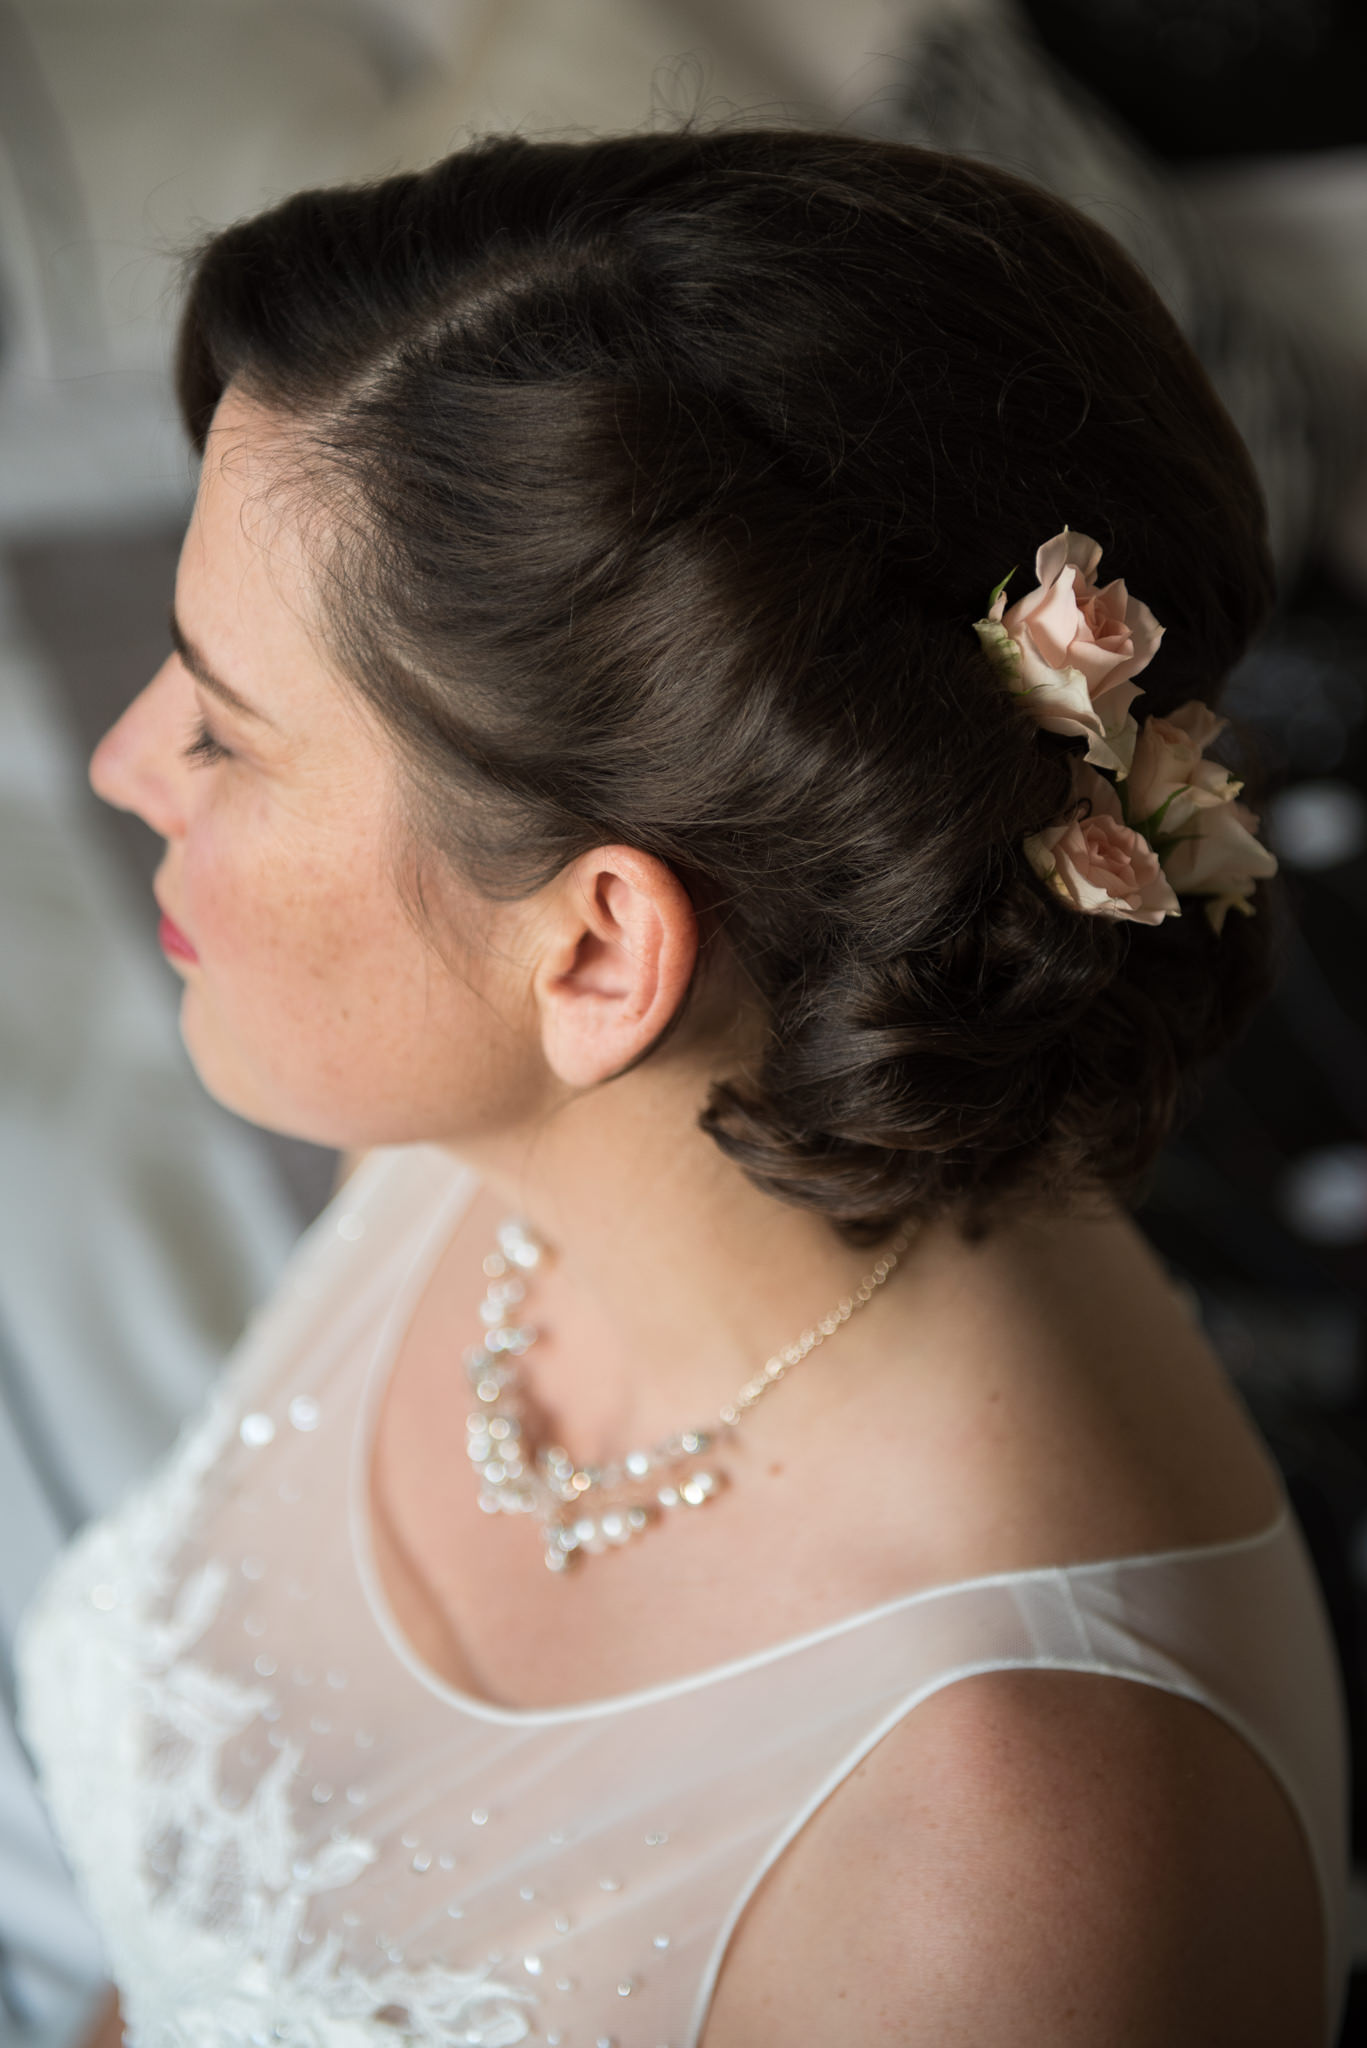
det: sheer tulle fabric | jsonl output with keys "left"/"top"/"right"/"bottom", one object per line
{"left": 16, "top": 1147, "right": 1350, "bottom": 2047}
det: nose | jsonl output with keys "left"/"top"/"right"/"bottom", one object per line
{"left": 89, "top": 657, "right": 191, "bottom": 840}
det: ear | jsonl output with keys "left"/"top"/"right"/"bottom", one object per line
{"left": 534, "top": 846, "right": 699, "bottom": 1089}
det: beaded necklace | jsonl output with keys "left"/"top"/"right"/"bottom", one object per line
{"left": 464, "top": 1216, "right": 913, "bottom": 1572}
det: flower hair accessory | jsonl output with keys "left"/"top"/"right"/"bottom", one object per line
{"left": 972, "top": 529, "right": 1278, "bottom": 933}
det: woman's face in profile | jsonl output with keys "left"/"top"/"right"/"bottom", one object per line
{"left": 90, "top": 388, "right": 542, "bottom": 1152}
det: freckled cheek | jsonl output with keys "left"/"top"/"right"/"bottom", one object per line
{"left": 182, "top": 826, "right": 371, "bottom": 1001}
{"left": 203, "top": 847, "right": 445, "bottom": 1082}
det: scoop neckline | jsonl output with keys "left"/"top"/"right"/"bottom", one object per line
{"left": 345, "top": 1146, "right": 1293, "bottom": 1730}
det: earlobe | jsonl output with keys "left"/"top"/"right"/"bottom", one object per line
{"left": 537, "top": 849, "right": 698, "bottom": 1090}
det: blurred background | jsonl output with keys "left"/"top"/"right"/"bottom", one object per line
{"left": 1, "top": 0, "right": 1366, "bottom": 2041}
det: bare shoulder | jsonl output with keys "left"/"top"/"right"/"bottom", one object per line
{"left": 865, "top": 1195, "right": 1288, "bottom": 1576}
{"left": 701, "top": 1666, "right": 1326, "bottom": 2048}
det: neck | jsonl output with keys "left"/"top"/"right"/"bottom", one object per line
{"left": 444, "top": 1052, "right": 917, "bottom": 1466}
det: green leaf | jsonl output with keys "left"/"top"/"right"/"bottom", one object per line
{"left": 1132, "top": 787, "right": 1183, "bottom": 842}
{"left": 987, "top": 566, "right": 1018, "bottom": 610}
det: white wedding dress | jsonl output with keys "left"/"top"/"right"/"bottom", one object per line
{"left": 14, "top": 1145, "right": 1353, "bottom": 2047}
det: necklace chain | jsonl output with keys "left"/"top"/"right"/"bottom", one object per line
{"left": 463, "top": 1217, "right": 914, "bottom": 1573}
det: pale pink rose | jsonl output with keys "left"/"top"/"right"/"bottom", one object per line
{"left": 1160, "top": 798, "right": 1279, "bottom": 933}
{"left": 1127, "top": 700, "right": 1242, "bottom": 833}
{"left": 974, "top": 529, "right": 1164, "bottom": 778}
{"left": 1024, "top": 764, "right": 1180, "bottom": 926}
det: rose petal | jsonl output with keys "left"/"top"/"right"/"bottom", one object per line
{"left": 1160, "top": 801, "right": 1279, "bottom": 897}
{"left": 976, "top": 533, "right": 1162, "bottom": 783}
{"left": 1128, "top": 700, "right": 1238, "bottom": 823}
{"left": 1011, "top": 655, "right": 1142, "bottom": 780}
{"left": 1164, "top": 700, "right": 1226, "bottom": 754}
{"left": 1027, "top": 771, "right": 1179, "bottom": 926}
{"left": 1034, "top": 529, "right": 1102, "bottom": 591}
{"left": 1157, "top": 760, "right": 1243, "bottom": 836}
{"left": 1051, "top": 819, "right": 1174, "bottom": 924}
{"left": 1024, "top": 821, "right": 1071, "bottom": 889}
{"left": 1060, "top": 629, "right": 1133, "bottom": 688}
{"left": 1130, "top": 861, "right": 1182, "bottom": 925}
{"left": 1127, "top": 719, "right": 1177, "bottom": 822}
{"left": 1204, "top": 888, "right": 1257, "bottom": 935}
{"left": 1119, "top": 593, "right": 1165, "bottom": 682}
{"left": 1014, "top": 567, "right": 1085, "bottom": 669}
{"left": 1013, "top": 644, "right": 1099, "bottom": 731}
{"left": 1090, "top": 689, "right": 1143, "bottom": 778}
{"left": 1077, "top": 578, "right": 1134, "bottom": 653}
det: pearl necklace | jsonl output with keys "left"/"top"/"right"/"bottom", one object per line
{"left": 464, "top": 1216, "right": 914, "bottom": 1573}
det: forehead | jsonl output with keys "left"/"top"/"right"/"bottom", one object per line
{"left": 178, "top": 391, "right": 363, "bottom": 729}
{"left": 184, "top": 390, "right": 310, "bottom": 599}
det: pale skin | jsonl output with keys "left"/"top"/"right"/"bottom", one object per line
{"left": 85, "top": 387, "right": 1325, "bottom": 2044}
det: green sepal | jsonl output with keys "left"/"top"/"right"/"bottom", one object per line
{"left": 1149, "top": 822, "right": 1200, "bottom": 862}
{"left": 1131, "top": 787, "right": 1183, "bottom": 844}
{"left": 972, "top": 615, "right": 1022, "bottom": 681}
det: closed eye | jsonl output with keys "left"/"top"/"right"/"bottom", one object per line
{"left": 182, "top": 716, "right": 230, "bottom": 766}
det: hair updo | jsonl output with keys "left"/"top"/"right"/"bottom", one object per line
{"left": 176, "top": 126, "right": 1278, "bottom": 1249}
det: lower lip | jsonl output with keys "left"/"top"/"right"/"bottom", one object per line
{"left": 158, "top": 913, "right": 199, "bottom": 964}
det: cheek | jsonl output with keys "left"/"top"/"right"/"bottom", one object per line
{"left": 171, "top": 803, "right": 525, "bottom": 1144}
{"left": 179, "top": 807, "right": 416, "bottom": 1062}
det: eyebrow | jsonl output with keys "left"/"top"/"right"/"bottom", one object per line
{"left": 168, "top": 607, "right": 274, "bottom": 724}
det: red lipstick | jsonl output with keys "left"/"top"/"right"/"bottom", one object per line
{"left": 158, "top": 912, "right": 199, "bottom": 964}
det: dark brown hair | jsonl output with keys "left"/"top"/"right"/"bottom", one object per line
{"left": 175, "top": 127, "right": 1278, "bottom": 1248}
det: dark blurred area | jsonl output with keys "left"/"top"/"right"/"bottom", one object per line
{"left": 1022, "top": 0, "right": 1367, "bottom": 159}
{"left": 1011, "top": 6, "right": 1367, "bottom": 2030}
{"left": 2, "top": 0, "right": 1367, "bottom": 2040}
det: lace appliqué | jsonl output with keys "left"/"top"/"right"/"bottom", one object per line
{"left": 17, "top": 1379, "right": 533, "bottom": 2048}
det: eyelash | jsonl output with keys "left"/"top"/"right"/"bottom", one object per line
{"left": 182, "top": 717, "right": 230, "bottom": 766}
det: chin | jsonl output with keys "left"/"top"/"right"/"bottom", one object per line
{"left": 177, "top": 1003, "right": 339, "bottom": 1148}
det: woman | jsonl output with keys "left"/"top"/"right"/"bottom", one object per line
{"left": 17, "top": 128, "right": 1348, "bottom": 2046}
